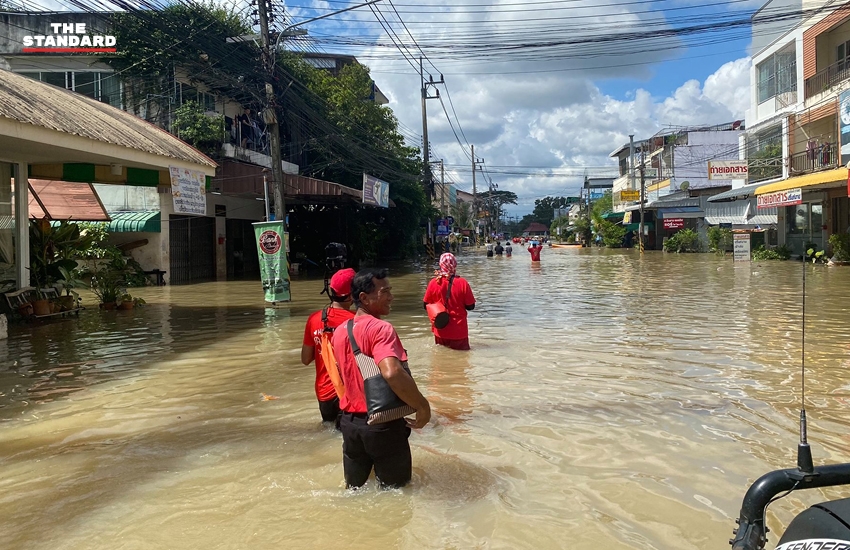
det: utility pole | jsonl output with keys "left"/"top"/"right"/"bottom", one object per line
{"left": 257, "top": 0, "right": 285, "bottom": 222}
{"left": 639, "top": 148, "right": 645, "bottom": 254}
{"left": 420, "top": 57, "right": 444, "bottom": 200}
{"left": 440, "top": 160, "right": 446, "bottom": 215}
{"left": 471, "top": 144, "right": 477, "bottom": 217}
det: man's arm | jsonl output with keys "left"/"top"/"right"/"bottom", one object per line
{"left": 301, "top": 344, "right": 314, "bottom": 365}
{"left": 378, "top": 357, "right": 431, "bottom": 429}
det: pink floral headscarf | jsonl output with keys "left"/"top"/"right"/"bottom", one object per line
{"left": 435, "top": 252, "right": 457, "bottom": 280}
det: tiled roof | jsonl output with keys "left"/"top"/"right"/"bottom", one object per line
{"left": 0, "top": 68, "right": 216, "bottom": 169}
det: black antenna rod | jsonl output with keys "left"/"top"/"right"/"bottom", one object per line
{"left": 798, "top": 254, "right": 814, "bottom": 473}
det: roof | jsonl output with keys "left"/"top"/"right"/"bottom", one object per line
{"left": 0, "top": 69, "right": 216, "bottom": 171}
{"left": 107, "top": 211, "right": 161, "bottom": 233}
{"left": 523, "top": 222, "right": 549, "bottom": 233}
{"left": 707, "top": 181, "right": 765, "bottom": 203}
{"left": 21, "top": 179, "right": 110, "bottom": 221}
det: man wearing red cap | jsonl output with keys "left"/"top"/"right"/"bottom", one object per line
{"left": 301, "top": 268, "right": 356, "bottom": 429}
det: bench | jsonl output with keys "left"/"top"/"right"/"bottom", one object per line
{"left": 144, "top": 269, "right": 167, "bottom": 286}
{"left": 4, "top": 286, "right": 84, "bottom": 320}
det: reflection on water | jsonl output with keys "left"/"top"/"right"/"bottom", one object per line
{"left": 2, "top": 251, "right": 850, "bottom": 549}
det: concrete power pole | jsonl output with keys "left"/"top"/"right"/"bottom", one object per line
{"left": 420, "top": 57, "right": 444, "bottom": 200}
{"left": 639, "top": 148, "right": 645, "bottom": 254}
{"left": 257, "top": 0, "right": 285, "bottom": 223}
{"left": 440, "top": 160, "right": 446, "bottom": 215}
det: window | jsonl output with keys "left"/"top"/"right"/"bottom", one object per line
{"left": 757, "top": 46, "right": 797, "bottom": 104}
{"left": 786, "top": 203, "right": 823, "bottom": 236}
{"left": 16, "top": 71, "right": 122, "bottom": 107}
{"left": 179, "top": 83, "right": 216, "bottom": 112}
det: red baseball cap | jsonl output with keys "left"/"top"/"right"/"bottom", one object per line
{"left": 329, "top": 268, "right": 356, "bottom": 297}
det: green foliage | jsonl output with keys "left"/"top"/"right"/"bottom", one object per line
{"left": 828, "top": 232, "right": 850, "bottom": 262}
{"left": 451, "top": 202, "right": 474, "bottom": 231}
{"left": 751, "top": 244, "right": 791, "bottom": 260}
{"left": 663, "top": 228, "right": 703, "bottom": 253}
{"left": 174, "top": 101, "right": 225, "bottom": 155}
{"left": 596, "top": 219, "right": 627, "bottom": 248}
{"left": 707, "top": 226, "right": 733, "bottom": 254}
{"left": 520, "top": 196, "right": 572, "bottom": 228}
{"left": 748, "top": 142, "right": 782, "bottom": 183}
{"left": 29, "top": 219, "right": 95, "bottom": 291}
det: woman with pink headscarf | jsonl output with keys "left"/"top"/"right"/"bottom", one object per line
{"left": 422, "top": 252, "right": 476, "bottom": 350}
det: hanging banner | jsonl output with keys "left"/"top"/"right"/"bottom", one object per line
{"left": 841, "top": 89, "right": 850, "bottom": 167}
{"left": 757, "top": 188, "right": 802, "bottom": 209}
{"left": 252, "top": 221, "right": 290, "bottom": 303}
{"left": 362, "top": 173, "right": 390, "bottom": 208}
{"left": 436, "top": 218, "right": 450, "bottom": 236}
{"left": 169, "top": 166, "right": 207, "bottom": 215}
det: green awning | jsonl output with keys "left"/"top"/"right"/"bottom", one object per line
{"left": 602, "top": 211, "right": 625, "bottom": 220}
{"left": 624, "top": 222, "right": 654, "bottom": 232}
{"left": 107, "top": 211, "right": 161, "bottom": 233}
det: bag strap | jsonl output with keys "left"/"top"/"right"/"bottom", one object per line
{"left": 443, "top": 275, "right": 454, "bottom": 307}
{"left": 346, "top": 319, "right": 362, "bottom": 355}
{"left": 321, "top": 307, "right": 330, "bottom": 332}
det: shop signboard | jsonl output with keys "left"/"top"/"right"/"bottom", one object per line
{"left": 662, "top": 218, "right": 685, "bottom": 230}
{"left": 253, "top": 221, "right": 290, "bottom": 303}
{"left": 733, "top": 233, "right": 751, "bottom": 262}
{"left": 620, "top": 190, "right": 640, "bottom": 201}
{"left": 757, "top": 188, "right": 802, "bottom": 209}
{"left": 169, "top": 165, "right": 207, "bottom": 215}
{"left": 362, "top": 173, "right": 390, "bottom": 208}
{"left": 708, "top": 160, "right": 749, "bottom": 180}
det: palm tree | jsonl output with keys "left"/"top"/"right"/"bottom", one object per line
{"left": 450, "top": 201, "right": 474, "bottom": 231}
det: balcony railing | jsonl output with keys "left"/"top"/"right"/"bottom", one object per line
{"left": 804, "top": 59, "right": 850, "bottom": 99}
{"left": 789, "top": 142, "right": 838, "bottom": 175}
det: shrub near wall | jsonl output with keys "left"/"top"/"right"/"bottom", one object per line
{"left": 663, "top": 228, "right": 703, "bottom": 253}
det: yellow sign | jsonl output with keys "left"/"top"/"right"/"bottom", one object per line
{"left": 620, "top": 190, "right": 640, "bottom": 201}
{"left": 623, "top": 211, "right": 632, "bottom": 224}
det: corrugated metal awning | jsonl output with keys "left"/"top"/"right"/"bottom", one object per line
{"left": 707, "top": 181, "right": 765, "bottom": 203}
{"left": 15, "top": 178, "right": 110, "bottom": 221}
{"left": 107, "top": 211, "right": 161, "bottom": 233}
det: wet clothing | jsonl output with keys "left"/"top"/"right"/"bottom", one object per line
{"left": 331, "top": 314, "right": 413, "bottom": 487}
{"left": 434, "top": 336, "right": 471, "bottom": 350}
{"left": 494, "top": 244, "right": 504, "bottom": 255}
{"left": 319, "top": 396, "right": 342, "bottom": 430}
{"left": 529, "top": 246, "right": 541, "bottom": 262}
{"left": 423, "top": 275, "right": 475, "bottom": 344}
{"left": 505, "top": 245, "right": 513, "bottom": 257}
{"left": 303, "top": 307, "right": 355, "bottom": 402}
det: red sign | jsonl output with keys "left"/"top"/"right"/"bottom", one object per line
{"left": 663, "top": 218, "right": 685, "bottom": 230}
{"left": 847, "top": 168, "right": 850, "bottom": 198}
{"left": 258, "top": 230, "right": 282, "bottom": 255}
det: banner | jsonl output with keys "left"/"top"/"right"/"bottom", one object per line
{"left": 841, "top": 89, "right": 850, "bottom": 167}
{"left": 757, "top": 188, "right": 802, "bottom": 209}
{"left": 169, "top": 166, "right": 207, "bottom": 215}
{"left": 436, "top": 218, "right": 450, "bottom": 236}
{"left": 252, "top": 221, "right": 290, "bottom": 303}
{"left": 708, "top": 160, "right": 748, "bottom": 180}
{"left": 362, "top": 173, "right": 390, "bottom": 208}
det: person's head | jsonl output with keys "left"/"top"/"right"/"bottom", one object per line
{"left": 352, "top": 268, "right": 393, "bottom": 317}
{"left": 329, "top": 268, "right": 356, "bottom": 306}
{"left": 438, "top": 252, "right": 457, "bottom": 278}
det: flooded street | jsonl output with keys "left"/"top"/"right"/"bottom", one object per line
{"left": 2, "top": 248, "right": 850, "bottom": 550}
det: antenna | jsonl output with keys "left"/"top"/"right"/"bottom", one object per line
{"left": 797, "top": 254, "right": 814, "bottom": 473}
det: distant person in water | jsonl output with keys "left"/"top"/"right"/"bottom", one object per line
{"left": 423, "top": 253, "right": 476, "bottom": 351}
{"left": 486, "top": 241, "right": 494, "bottom": 258}
{"left": 505, "top": 242, "right": 513, "bottom": 257}
{"left": 529, "top": 243, "right": 541, "bottom": 262}
{"left": 494, "top": 241, "right": 504, "bottom": 256}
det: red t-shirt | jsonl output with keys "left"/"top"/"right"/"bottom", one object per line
{"left": 423, "top": 276, "right": 475, "bottom": 340}
{"left": 331, "top": 314, "right": 408, "bottom": 414}
{"left": 302, "top": 307, "right": 355, "bottom": 402}
{"left": 529, "top": 247, "right": 541, "bottom": 261}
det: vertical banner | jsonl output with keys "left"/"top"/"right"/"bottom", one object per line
{"left": 253, "top": 221, "right": 290, "bottom": 303}
{"left": 169, "top": 166, "right": 207, "bottom": 215}
{"left": 841, "top": 89, "right": 850, "bottom": 168}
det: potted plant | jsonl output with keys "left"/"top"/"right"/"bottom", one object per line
{"left": 91, "top": 267, "right": 124, "bottom": 310}
{"left": 828, "top": 232, "right": 850, "bottom": 265}
{"left": 54, "top": 266, "right": 85, "bottom": 310}
{"left": 117, "top": 293, "right": 135, "bottom": 310}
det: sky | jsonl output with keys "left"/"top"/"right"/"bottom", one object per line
{"left": 278, "top": 0, "right": 760, "bottom": 218}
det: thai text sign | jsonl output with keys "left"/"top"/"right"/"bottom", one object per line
{"left": 708, "top": 160, "right": 748, "bottom": 180}
{"left": 170, "top": 166, "right": 207, "bottom": 216}
{"left": 620, "top": 190, "right": 640, "bottom": 201}
{"left": 663, "top": 218, "right": 685, "bottom": 230}
{"left": 363, "top": 173, "right": 390, "bottom": 208}
{"left": 733, "top": 233, "right": 751, "bottom": 262}
{"left": 253, "top": 221, "right": 290, "bottom": 303}
{"left": 757, "top": 188, "right": 802, "bottom": 209}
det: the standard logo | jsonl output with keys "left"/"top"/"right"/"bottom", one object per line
{"left": 23, "top": 23, "right": 116, "bottom": 53}
{"left": 258, "top": 230, "right": 282, "bottom": 255}
{"left": 776, "top": 539, "right": 850, "bottom": 550}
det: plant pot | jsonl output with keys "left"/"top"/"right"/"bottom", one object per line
{"left": 117, "top": 301, "right": 134, "bottom": 310}
{"left": 17, "top": 303, "right": 33, "bottom": 317}
{"left": 100, "top": 302, "right": 118, "bottom": 311}
{"left": 59, "top": 296, "right": 76, "bottom": 311}
{"left": 32, "top": 299, "right": 51, "bottom": 316}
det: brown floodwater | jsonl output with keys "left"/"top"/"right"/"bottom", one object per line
{"left": 2, "top": 248, "right": 850, "bottom": 550}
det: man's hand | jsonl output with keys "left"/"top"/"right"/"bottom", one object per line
{"left": 407, "top": 403, "right": 431, "bottom": 429}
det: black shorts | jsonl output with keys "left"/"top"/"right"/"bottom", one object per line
{"left": 318, "top": 397, "right": 341, "bottom": 430}
{"left": 340, "top": 412, "right": 411, "bottom": 489}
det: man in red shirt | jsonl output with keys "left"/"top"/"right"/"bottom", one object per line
{"left": 301, "top": 268, "right": 356, "bottom": 429}
{"left": 529, "top": 243, "right": 542, "bottom": 262}
{"left": 332, "top": 268, "right": 431, "bottom": 489}
{"left": 423, "top": 253, "right": 476, "bottom": 350}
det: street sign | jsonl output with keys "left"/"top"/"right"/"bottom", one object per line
{"left": 733, "top": 233, "right": 751, "bottom": 261}
{"left": 620, "top": 190, "right": 640, "bottom": 201}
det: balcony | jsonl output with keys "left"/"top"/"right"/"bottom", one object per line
{"left": 804, "top": 59, "right": 850, "bottom": 99}
{"left": 788, "top": 142, "right": 838, "bottom": 176}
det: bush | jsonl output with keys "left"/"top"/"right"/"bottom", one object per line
{"left": 828, "top": 232, "right": 850, "bottom": 262}
{"left": 751, "top": 244, "right": 791, "bottom": 261}
{"left": 707, "top": 226, "right": 733, "bottom": 254}
{"left": 596, "top": 219, "right": 626, "bottom": 248}
{"left": 663, "top": 228, "right": 703, "bottom": 253}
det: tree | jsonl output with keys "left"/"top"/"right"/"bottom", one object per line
{"left": 173, "top": 101, "right": 225, "bottom": 155}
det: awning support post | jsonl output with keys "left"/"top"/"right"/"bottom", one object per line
{"left": 14, "top": 161, "right": 29, "bottom": 288}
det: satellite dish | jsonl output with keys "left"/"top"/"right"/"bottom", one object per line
{"left": 680, "top": 181, "right": 690, "bottom": 190}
